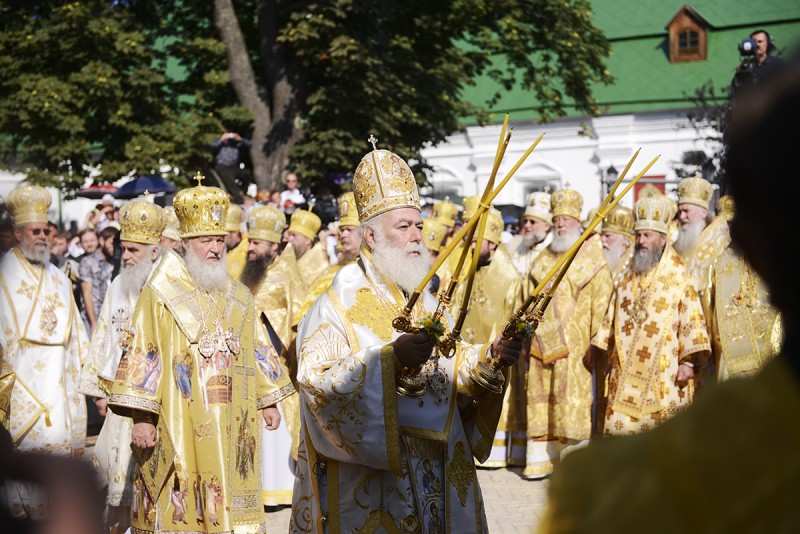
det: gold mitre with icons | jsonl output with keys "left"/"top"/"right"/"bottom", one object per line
{"left": 172, "top": 173, "right": 230, "bottom": 239}
{"left": 638, "top": 184, "right": 678, "bottom": 220}
{"left": 247, "top": 205, "right": 285, "bottom": 244}
{"left": 161, "top": 206, "right": 181, "bottom": 241}
{"left": 524, "top": 191, "right": 552, "bottom": 224}
{"left": 337, "top": 192, "right": 360, "bottom": 227}
{"left": 288, "top": 208, "right": 321, "bottom": 241}
{"left": 602, "top": 204, "right": 634, "bottom": 237}
{"left": 634, "top": 195, "right": 673, "bottom": 234}
{"left": 484, "top": 208, "right": 505, "bottom": 245}
{"left": 7, "top": 183, "right": 51, "bottom": 225}
{"left": 716, "top": 194, "right": 735, "bottom": 221}
{"left": 352, "top": 135, "right": 420, "bottom": 222}
{"left": 551, "top": 185, "right": 583, "bottom": 221}
{"left": 432, "top": 196, "right": 458, "bottom": 227}
{"left": 422, "top": 217, "right": 448, "bottom": 253}
{"left": 677, "top": 174, "right": 714, "bottom": 209}
{"left": 226, "top": 203, "right": 244, "bottom": 233}
{"left": 119, "top": 199, "right": 165, "bottom": 245}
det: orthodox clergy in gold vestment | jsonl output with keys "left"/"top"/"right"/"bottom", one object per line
{"left": 108, "top": 179, "right": 295, "bottom": 533}
{"left": 287, "top": 208, "right": 329, "bottom": 288}
{"left": 224, "top": 203, "right": 249, "bottom": 280}
{"left": 591, "top": 195, "right": 710, "bottom": 437}
{"left": 421, "top": 217, "right": 448, "bottom": 296}
{"left": 508, "top": 191, "right": 553, "bottom": 277}
{"left": 0, "top": 184, "right": 89, "bottom": 520}
{"left": 239, "top": 204, "right": 301, "bottom": 507}
{"left": 701, "top": 197, "right": 781, "bottom": 382}
{"left": 160, "top": 206, "right": 182, "bottom": 253}
{"left": 79, "top": 199, "right": 165, "bottom": 533}
{"left": 290, "top": 143, "right": 523, "bottom": 533}
{"left": 451, "top": 209, "right": 525, "bottom": 468}
{"left": 522, "top": 186, "right": 614, "bottom": 479}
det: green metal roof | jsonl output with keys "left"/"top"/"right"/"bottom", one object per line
{"left": 460, "top": 1, "right": 800, "bottom": 124}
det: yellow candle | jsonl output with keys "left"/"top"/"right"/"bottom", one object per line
{"left": 413, "top": 132, "right": 545, "bottom": 294}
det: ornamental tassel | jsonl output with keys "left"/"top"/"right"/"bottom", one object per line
{"left": 44, "top": 407, "right": 52, "bottom": 427}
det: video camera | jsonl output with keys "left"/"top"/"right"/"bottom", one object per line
{"left": 732, "top": 37, "right": 760, "bottom": 91}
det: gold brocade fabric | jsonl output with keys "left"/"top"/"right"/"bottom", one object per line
{"left": 225, "top": 235, "right": 249, "bottom": 280}
{"left": 593, "top": 245, "right": 711, "bottom": 436}
{"left": 523, "top": 235, "right": 613, "bottom": 441}
{"left": 108, "top": 251, "right": 294, "bottom": 533}
{"left": 451, "top": 245, "right": 524, "bottom": 437}
{"left": 296, "top": 242, "right": 331, "bottom": 288}
{"left": 685, "top": 215, "right": 730, "bottom": 293}
{"left": 540, "top": 356, "right": 800, "bottom": 534}
{"left": 0, "top": 248, "right": 89, "bottom": 519}
{"left": 703, "top": 247, "right": 781, "bottom": 381}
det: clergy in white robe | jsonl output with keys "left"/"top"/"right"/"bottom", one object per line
{"left": 290, "top": 146, "right": 523, "bottom": 533}
{"left": 78, "top": 199, "right": 165, "bottom": 533}
{"left": 0, "top": 184, "right": 89, "bottom": 520}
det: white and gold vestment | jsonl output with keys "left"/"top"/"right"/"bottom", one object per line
{"left": 290, "top": 252, "right": 508, "bottom": 533}
{"left": 0, "top": 247, "right": 89, "bottom": 518}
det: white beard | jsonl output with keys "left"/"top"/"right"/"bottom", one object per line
{"left": 632, "top": 247, "right": 663, "bottom": 274}
{"left": 371, "top": 236, "right": 431, "bottom": 294}
{"left": 673, "top": 220, "right": 705, "bottom": 256}
{"left": 521, "top": 234, "right": 537, "bottom": 248}
{"left": 119, "top": 256, "right": 155, "bottom": 298}
{"left": 185, "top": 246, "right": 228, "bottom": 292}
{"left": 549, "top": 227, "right": 582, "bottom": 254}
{"left": 20, "top": 239, "right": 50, "bottom": 263}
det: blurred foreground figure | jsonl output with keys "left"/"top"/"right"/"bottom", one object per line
{"left": 539, "top": 52, "right": 800, "bottom": 533}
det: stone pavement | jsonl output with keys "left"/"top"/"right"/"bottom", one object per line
{"left": 264, "top": 466, "right": 549, "bottom": 533}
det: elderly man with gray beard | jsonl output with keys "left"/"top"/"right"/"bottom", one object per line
{"left": 521, "top": 186, "right": 614, "bottom": 480}
{"left": 107, "top": 179, "right": 295, "bottom": 534}
{"left": 0, "top": 184, "right": 89, "bottom": 522}
{"left": 78, "top": 199, "right": 165, "bottom": 534}
{"left": 589, "top": 195, "right": 711, "bottom": 436}
{"left": 290, "top": 144, "right": 523, "bottom": 533}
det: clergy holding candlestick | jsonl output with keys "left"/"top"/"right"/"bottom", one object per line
{"left": 290, "top": 138, "right": 523, "bottom": 533}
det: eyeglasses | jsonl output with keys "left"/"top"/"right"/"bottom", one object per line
{"left": 30, "top": 227, "right": 51, "bottom": 236}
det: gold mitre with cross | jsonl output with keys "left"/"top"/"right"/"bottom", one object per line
{"left": 161, "top": 206, "right": 181, "bottom": 241}
{"left": 422, "top": 217, "right": 448, "bottom": 253}
{"left": 247, "top": 205, "right": 285, "bottom": 244}
{"left": 173, "top": 172, "right": 230, "bottom": 239}
{"left": 288, "top": 208, "right": 321, "bottom": 241}
{"left": 353, "top": 135, "right": 420, "bottom": 222}
{"left": 634, "top": 195, "right": 673, "bottom": 234}
{"left": 602, "top": 204, "right": 634, "bottom": 237}
{"left": 551, "top": 185, "right": 583, "bottom": 221}
{"left": 677, "top": 174, "right": 713, "bottom": 209}
{"left": 524, "top": 191, "right": 552, "bottom": 224}
{"left": 7, "top": 184, "right": 51, "bottom": 225}
{"left": 484, "top": 208, "right": 505, "bottom": 245}
{"left": 119, "top": 199, "right": 165, "bottom": 245}
{"left": 226, "top": 203, "right": 244, "bottom": 233}
{"left": 432, "top": 196, "right": 458, "bottom": 227}
{"left": 337, "top": 192, "right": 360, "bottom": 227}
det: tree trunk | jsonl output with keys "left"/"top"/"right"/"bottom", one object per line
{"left": 213, "top": 0, "right": 273, "bottom": 191}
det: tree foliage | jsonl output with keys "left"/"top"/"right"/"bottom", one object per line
{"left": 0, "top": 0, "right": 611, "bottom": 195}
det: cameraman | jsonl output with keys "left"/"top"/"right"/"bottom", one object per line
{"left": 731, "top": 30, "right": 785, "bottom": 100}
{"left": 211, "top": 128, "right": 252, "bottom": 203}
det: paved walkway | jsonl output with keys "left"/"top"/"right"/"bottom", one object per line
{"left": 264, "top": 466, "right": 549, "bottom": 533}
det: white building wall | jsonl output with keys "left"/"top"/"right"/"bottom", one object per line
{"left": 420, "top": 110, "right": 718, "bottom": 219}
